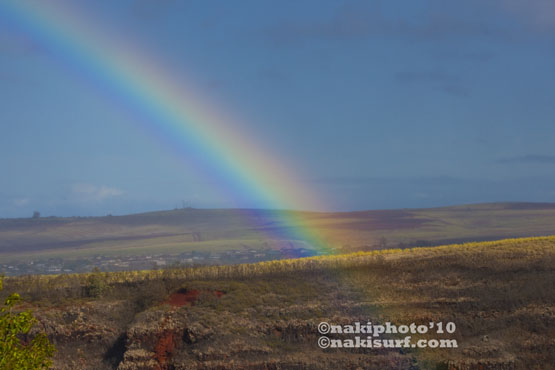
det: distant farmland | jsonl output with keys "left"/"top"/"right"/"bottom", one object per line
{"left": 1, "top": 202, "right": 555, "bottom": 274}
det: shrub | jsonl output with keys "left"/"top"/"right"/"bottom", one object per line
{"left": 0, "top": 276, "right": 55, "bottom": 369}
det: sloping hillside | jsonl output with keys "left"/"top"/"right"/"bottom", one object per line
{"left": 2, "top": 236, "right": 554, "bottom": 369}
{"left": 2, "top": 203, "right": 555, "bottom": 274}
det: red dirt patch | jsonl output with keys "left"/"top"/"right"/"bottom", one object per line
{"left": 154, "top": 330, "right": 175, "bottom": 370}
{"left": 166, "top": 288, "right": 224, "bottom": 307}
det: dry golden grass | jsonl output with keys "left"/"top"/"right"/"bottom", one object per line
{"left": 1, "top": 235, "right": 553, "bottom": 369}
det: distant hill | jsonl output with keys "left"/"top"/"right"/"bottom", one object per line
{"left": 1, "top": 202, "right": 555, "bottom": 274}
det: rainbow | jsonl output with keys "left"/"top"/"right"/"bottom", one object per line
{"left": 1, "top": 1, "right": 334, "bottom": 255}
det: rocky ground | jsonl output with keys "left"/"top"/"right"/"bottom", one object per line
{"left": 10, "top": 237, "right": 555, "bottom": 369}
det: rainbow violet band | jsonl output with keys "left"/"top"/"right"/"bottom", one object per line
{"left": 1, "top": 1, "right": 336, "bottom": 256}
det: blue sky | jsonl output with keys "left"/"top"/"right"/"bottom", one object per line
{"left": 1, "top": 0, "right": 555, "bottom": 217}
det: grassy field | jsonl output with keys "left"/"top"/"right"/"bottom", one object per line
{"left": 1, "top": 202, "right": 555, "bottom": 266}
{"left": 2, "top": 235, "right": 554, "bottom": 369}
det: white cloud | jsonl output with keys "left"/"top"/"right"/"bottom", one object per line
{"left": 12, "top": 198, "right": 30, "bottom": 207}
{"left": 498, "top": 0, "right": 555, "bottom": 29}
{"left": 70, "top": 184, "right": 124, "bottom": 202}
